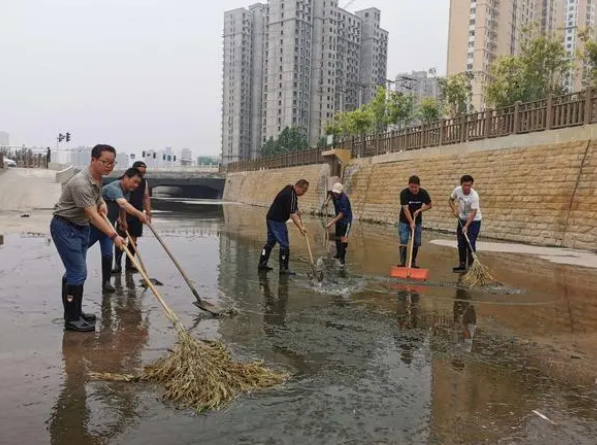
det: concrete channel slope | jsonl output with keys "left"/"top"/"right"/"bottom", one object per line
{"left": 0, "top": 168, "right": 61, "bottom": 211}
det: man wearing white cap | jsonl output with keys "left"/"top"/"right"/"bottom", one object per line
{"left": 324, "top": 182, "right": 353, "bottom": 265}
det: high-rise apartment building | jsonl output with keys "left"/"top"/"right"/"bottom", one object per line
{"left": 355, "top": 8, "right": 388, "bottom": 105}
{"left": 447, "top": 0, "right": 540, "bottom": 110}
{"left": 558, "top": 0, "right": 597, "bottom": 91}
{"left": 221, "top": 5, "right": 266, "bottom": 165}
{"left": 221, "top": 0, "right": 388, "bottom": 164}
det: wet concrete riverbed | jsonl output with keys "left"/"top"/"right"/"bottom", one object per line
{"left": 1, "top": 200, "right": 597, "bottom": 445}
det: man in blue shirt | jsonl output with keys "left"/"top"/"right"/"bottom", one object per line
{"left": 325, "top": 182, "right": 353, "bottom": 265}
{"left": 88, "top": 168, "right": 148, "bottom": 293}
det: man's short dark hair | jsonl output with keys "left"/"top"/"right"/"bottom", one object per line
{"left": 123, "top": 168, "right": 143, "bottom": 179}
{"left": 91, "top": 144, "right": 116, "bottom": 160}
{"left": 132, "top": 161, "right": 147, "bottom": 169}
{"left": 460, "top": 175, "right": 474, "bottom": 184}
{"left": 295, "top": 179, "right": 309, "bottom": 188}
{"left": 408, "top": 175, "right": 420, "bottom": 185}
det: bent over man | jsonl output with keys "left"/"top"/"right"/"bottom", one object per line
{"left": 324, "top": 182, "right": 352, "bottom": 265}
{"left": 50, "top": 144, "right": 125, "bottom": 332}
{"left": 113, "top": 161, "right": 151, "bottom": 274}
{"left": 258, "top": 179, "right": 309, "bottom": 275}
{"left": 398, "top": 176, "right": 432, "bottom": 268}
{"left": 88, "top": 168, "right": 148, "bottom": 293}
{"left": 449, "top": 175, "right": 482, "bottom": 272}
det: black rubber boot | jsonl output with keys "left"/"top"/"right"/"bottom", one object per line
{"left": 399, "top": 246, "right": 407, "bottom": 267}
{"left": 334, "top": 240, "right": 342, "bottom": 259}
{"left": 112, "top": 248, "right": 123, "bottom": 275}
{"left": 78, "top": 282, "right": 96, "bottom": 324}
{"left": 64, "top": 284, "right": 95, "bottom": 332}
{"left": 62, "top": 276, "right": 95, "bottom": 323}
{"left": 340, "top": 242, "right": 348, "bottom": 266}
{"left": 258, "top": 245, "right": 274, "bottom": 271}
{"left": 453, "top": 264, "right": 467, "bottom": 273}
{"left": 279, "top": 248, "right": 295, "bottom": 275}
{"left": 125, "top": 244, "right": 139, "bottom": 273}
{"left": 102, "top": 256, "right": 116, "bottom": 294}
{"left": 411, "top": 246, "right": 420, "bottom": 269}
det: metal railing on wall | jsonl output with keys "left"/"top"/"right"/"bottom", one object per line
{"left": 222, "top": 88, "right": 596, "bottom": 173}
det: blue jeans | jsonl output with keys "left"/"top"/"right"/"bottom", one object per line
{"left": 88, "top": 225, "right": 114, "bottom": 258}
{"left": 50, "top": 216, "right": 90, "bottom": 285}
{"left": 457, "top": 220, "right": 482, "bottom": 266}
{"left": 398, "top": 221, "right": 422, "bottom": 247}
{"left": 265, "top": 220, "right": 290, "bottom": 250}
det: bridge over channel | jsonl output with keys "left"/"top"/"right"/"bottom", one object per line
{"left": 102, "top": 167, "right": 225, "bottom": 200}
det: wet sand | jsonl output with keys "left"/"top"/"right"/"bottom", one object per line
{"left": 1, "top": 199, "right": 597, "bottom": 444}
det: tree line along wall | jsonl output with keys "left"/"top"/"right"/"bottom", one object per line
{"left": 223, "top": 139, "right": 597, "bottom": 248}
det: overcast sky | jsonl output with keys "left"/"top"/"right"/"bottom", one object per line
{"left": 0, "top": 0, "right": 449, "bottom": 157}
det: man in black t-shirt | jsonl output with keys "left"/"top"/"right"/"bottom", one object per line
{"left": 258, "top": 179, "right": 309, "bottom": 275}
{"left": 398, "top": 175, "right": 432, "bottom": 268}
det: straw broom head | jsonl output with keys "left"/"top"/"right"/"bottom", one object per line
{"left": 90, "top": 329, "right": 288, "bottom": 412}
{"left": 461, "top": 259, "right": 496, "bottom": 287}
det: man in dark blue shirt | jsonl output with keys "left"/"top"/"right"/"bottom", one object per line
{"left": 258, "top": 179, "right": 309, "bottom": 274}
{"left": 88, "top": 168, "right": 148, "bottom": 293}
{"left": 325, "top": 182, "right": 353, "bottom": 265}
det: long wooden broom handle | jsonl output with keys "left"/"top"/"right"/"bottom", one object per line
{"left": 104, "top": 216, "right": 185, "bottom": 333}
{"left": 304, "top": 234, "right": 317, "bottom": 276}
{"left": 124, "top": 228, "right": 148, "bottom": 275}
{"left": 406, "top": 226, "right": 415, "bottom": 269}
{"left": 145, "top": 221, "right": 206, "bottom": 305}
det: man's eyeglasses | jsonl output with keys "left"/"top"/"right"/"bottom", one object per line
{"left": 98, "top": 159, "right": 117, "bottom": 167}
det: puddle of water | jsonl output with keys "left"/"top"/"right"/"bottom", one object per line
{"left": 1, "top": 199, "right": 597, "bottom": 444}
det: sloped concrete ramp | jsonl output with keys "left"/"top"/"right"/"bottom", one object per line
{"left": 0, "top": 168, "right": 61, "bottom": 211}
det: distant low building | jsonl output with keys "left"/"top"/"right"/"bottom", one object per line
{"left": 141, "top": 147, "right": 178, "bottom": 168}
{"left": 181, "top": 148, "right": 193, "bottom": 166}
{"left": 394, "top": 71, "right": 441, "bottom": 105}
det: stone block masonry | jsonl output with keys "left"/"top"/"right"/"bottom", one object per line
{"left": 224, "top": 140, "right": 597, "bottom": 248}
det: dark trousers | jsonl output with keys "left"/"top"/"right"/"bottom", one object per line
{"left": 88, "top": 225, "right": 114, "bottom": 258}
{"left": 265, "top": 220, "right": 290, "bottom": 250}
{"left": 50, "top": 216, "right": 90, "bottom": 285}
{"left": 457, "top": 220, "right": 481, "bottom": 266}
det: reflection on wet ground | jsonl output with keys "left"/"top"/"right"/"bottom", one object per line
{"left": 1, "top": 199, "right": 597, "bottom": 444}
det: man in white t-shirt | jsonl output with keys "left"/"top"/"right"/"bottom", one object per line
{"left": 448, "top": 175, "right": 482, "bottom": 272}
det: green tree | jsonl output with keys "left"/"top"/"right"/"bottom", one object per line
{"left": 485, "top": 27, "right": 571, "bottom": 107}
{"left": 276, "top": 126, "right": 309, "bottom": 152}
{"left": 386, "top": 91, "right": 416, "bottom": 128}
{"left": 317, "top": 136, "right": 328, "bottom": 149}
{"left": 485, "top": 57, "right": 528, "bottom": 108}
{"left": 324, "top": 111, "right": 350, "bottom": 138}
{"left": 261, "top": 137, "right": 278, "bottom": 157}
{"left": 366, "top": 85, "right": 390, "bottom": 132}
{"left": 579, "top": 29, "right": 597, "bottom": 87}
{"left": 260, "top": 127, "right": 309, "bottom": 157}
{"left": 418, "top": 97, "right": 442, "bottom": 124}
{"left": 438, "top": 73, "right": 473, "bottom": 117}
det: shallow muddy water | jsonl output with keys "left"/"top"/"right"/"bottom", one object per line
{"left": 1, "top": 199, "right": 596, "bottom": 445}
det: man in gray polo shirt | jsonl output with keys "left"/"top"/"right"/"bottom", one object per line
{"left": 51, "top": 144, "right": 126, "bottom": 332}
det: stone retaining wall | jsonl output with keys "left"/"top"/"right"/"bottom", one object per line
{"left": 224, "top": 139, "right": 597, "bottom": 248}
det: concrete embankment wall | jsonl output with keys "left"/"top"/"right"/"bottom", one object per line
{"left": 224, "top": 126, "right": 597, "bottom": 249}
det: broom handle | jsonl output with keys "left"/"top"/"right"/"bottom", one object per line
{"left": 104, "top": 217, "right": 184, "bottom": 332}
{"left": 124, "top": 228, "right": 148, "bottom": 275}
{"left": 146, "top": 221, "right": 206, "bottom": 306}
{"left": 305, "top": 234, "right": 317, "bottom": 275}
{"left": 406, "top": 226, "right": 415, "bottom": 268}
{"left": 457, "top": 219, "right": 479, "bottom": 262}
